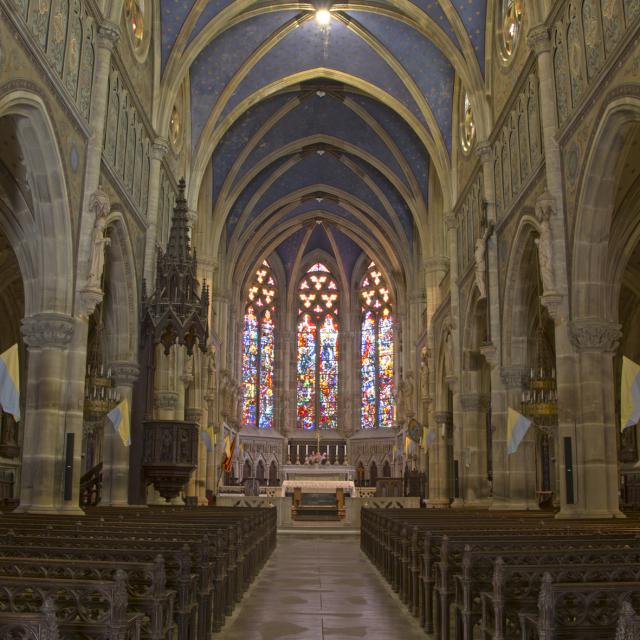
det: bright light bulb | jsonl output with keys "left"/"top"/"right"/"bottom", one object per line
{"left": 315, "top": 9, "right": 331, "bottom": 26}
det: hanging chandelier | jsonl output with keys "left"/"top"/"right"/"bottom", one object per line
{"left": 84, "top": 303, "right": 119, "bottom": 418}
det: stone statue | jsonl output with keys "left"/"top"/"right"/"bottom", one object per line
{"left": 220, "top": 370, "right": 233, "bottom": 420}
{"left": 535, "top": 202, "right": 555, "bottom": 294}
{"left": 474, "top": 223, "right": 494, "bottom": 299}
{"left": 420, "top": 346, "right": 430, "bottom": 404}
{"left": 444, "top": 332, "right": 454, "bottom": 378}
{"left": 396, "top": 372, "right": 415, "bottom": 425}
{"left": 85, "top": 185, "right": 111, "bottom": 291}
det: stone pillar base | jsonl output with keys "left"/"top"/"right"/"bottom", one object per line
{"left": 489, "top": 498, "right": 539, "bottom": 511}
{"left": 451, "top": 498, "right": 465, "bottom": 509}
{"left": 427, "top": 499, "right": 450, "bottom": 509}
{"left": 555, "top": 507, "right": 625, "bottom": 519}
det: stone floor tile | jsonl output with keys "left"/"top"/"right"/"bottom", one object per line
{"left": 218, "top": 534, "right": 428, "bottom": 639}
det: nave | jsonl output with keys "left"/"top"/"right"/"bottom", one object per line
{"left": 217, "top": 534, "right": 426, "bottom": 640}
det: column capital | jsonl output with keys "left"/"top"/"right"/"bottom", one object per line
{"left": 433, "top": 411, "right": 453, "bottom": 426}
{"left": 154, "top": 391, "right": 179, "bottom": 410}
{"left": 527, "top": 25, "right": 552, "bottom": 55}
{"left": 445, "top": 212, "right": 459, "bottom": 230}
{"left": 460, "top": 392, "right": 490, "bottom": 411}
{"left": 569, "top": 319, "right": 622, "bottom": 353}
{"left": 423, "top": 256, "right": 450, "bottom": 273}
{"left": 97, "top": 21, "right": 120, "bottom": 51}
{"left": 475, "top": 140, "right": 493, "bottom": 164}
{"left": 21, "top": 313, "right": 74, "bottom": 350}
{"left": 187, "top": 409, "right": 204, "bottom": 423}
{"left": 110, "top": 361, "right": 140, "bottom": 386}
{"left": 500, "top": 365, "right": 528, "bottom": 389}
{"left": 151, "top": 138, "right": 170, "bottom": 161}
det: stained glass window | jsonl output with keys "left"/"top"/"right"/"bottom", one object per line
{"left": 460, "top": 92, "right": 476, "bottom": 154}
{"left": 499, "top": 0, "right": 523, "bottom": 61}
{"left": 241, "top": 261, "right": 277, "bottom": 428}
{"left": 360, "top": 262, "right": 394, "bottom": 428}
{"left": 296, "top": 263, "right": 340, "bottom": 430}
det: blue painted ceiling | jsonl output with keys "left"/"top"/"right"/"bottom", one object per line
{"left": 159, "top": 0, "right": 487, "bottom": 280}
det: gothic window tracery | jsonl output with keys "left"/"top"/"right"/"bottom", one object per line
{"left": 241, "top": 261, "right": 276, "bottom": 429}
{"left": 297, "top": 262, "right": 339, "bottom": 430}
{"left": 360, "top": 262, "right": 394, "bottom": 429}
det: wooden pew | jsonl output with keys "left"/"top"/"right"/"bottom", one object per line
{"left": 518, "top": 573, "right": 640, "bottom": 639}
{"left": 480, "top": 559, "right": 640, "bottom": 639}
{"left": 0, "top": 597, "right": 59, "bottom": 639}
{"left": 616, "top": 600, "right": 640, "bottom": 640}
{"left": 0, "top": 555, "right": 175, "bottom": 640}
{"left": 0, "top": 570, "right": 144, "bottom": 640}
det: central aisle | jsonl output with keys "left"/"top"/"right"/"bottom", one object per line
{"left": 218, "top": 534, "right": 427, "bottom": 640}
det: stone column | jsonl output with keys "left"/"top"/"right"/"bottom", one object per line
{"left": 563, "top": 321, "right": 624, "bottom": 518}
{"left": 102, "top": 361, "right": 139, "bottom": 506}
{"left": 500, "top": 366, "right": 539, "bottom": 510}
{"left": 144, "top": 139, "right": 170, "bottom": 284}
{"left": 18, "top": 313, "right": 75, "bottom": 513}
{"left": 75, "top": 21, "right": 119, "bottom": 300}
{"left": 444, "top": 212, "right": 463, "bottom": 507}
{"left": 429, "top": 412, "right": 452, "bottom": 508}
{"left": 459, "top": 392, "right": 491, "bottom": 505}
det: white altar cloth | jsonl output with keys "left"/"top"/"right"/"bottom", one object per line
{"left": 280, "top": 479, "right": 358, "bottom": 497}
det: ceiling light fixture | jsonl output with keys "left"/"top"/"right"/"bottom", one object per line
{"left": 315, "top": 8, "right": 331, "bottom": 26}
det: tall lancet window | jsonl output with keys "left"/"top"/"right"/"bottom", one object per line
{"left": 297, "top": 262, "right": 339, "bottom": 430}
{"left": 360, "top": 262, "right": 394, "bottom": 429}
{"left": 241, "top": 261, "right": 276, "bottom": 429}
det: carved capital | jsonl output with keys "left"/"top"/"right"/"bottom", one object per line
{"left": 21, "top": 313, "right": 74, "bottom": 350}
{"left": 110, "top": 361, "right": 140, "bottom": 386}
{"left": 423, "top": 256, "right": 450, "bottom": 274}
{"left": 535, "top": 190, "right": 555, "bottom": 222}
{"left": 460, "top": 392, "right": 490, "bottom": 411}
{"left": 479, "top": 342, "right": 498, "bottom": 368}
{"left": 475, "top": 140, "right": 493, "bottom": 164}
{"left": 89, "top": 184, "right": 111, "bottom": 218}
{"left": 527, "top": 25, "right": 552, "bottom": 55}
{"left": 500, "top": 366, "right": 528, "bottom": 389}
{"left": 433, "top": 411, "right": 453, "bottom": 426}
{"left": 569, "top": 319, "right": 622, "bottom": 353}
{"left": 154, "top": 391, "right": 178, "bottom": 410}
{"left": 445, "top": 212, "right": 459, "bottom": 230}
{"left": 151, "top": 138, "right": 170, "bottom": 161}
{"left": 97, "top": 21, "right": 120, "bottom": 51}
{"left": 540, "top": 292, "right": 564, "bottom": 321}
{"left": 187, "top": 409, "right": 204, "bottom": 423}
{"left": 78, "top": 287, "right": 104, "bottom": 317}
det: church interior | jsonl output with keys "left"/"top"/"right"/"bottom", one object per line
{"left": 1, "top": 0, "right": 640, "bottom": 637}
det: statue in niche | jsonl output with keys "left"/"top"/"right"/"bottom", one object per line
{"left": 444, "top": 331, "right": 454, "bottom": 378}
{"left": 535, "top": 199, "right": 556, "bottom": 294}
{"left": 395, "top": 372, "right": 415, "bottom": 425}
{"left": 474, "top": 222, "right": 494, "bottom": 300}
{"left": 85, "top": 185, "right": 111, "bottom": 291}
{"left": 420, "top": 347, "right": 430, "bottom": 405}
{"left": 220, "top": 370, "right": 233, "bottom": 420}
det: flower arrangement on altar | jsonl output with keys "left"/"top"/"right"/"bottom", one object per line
{"left": 304, "top": 451, "right": 327, "bottom": 465}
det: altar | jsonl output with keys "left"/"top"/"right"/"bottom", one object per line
{"left": 280, "top": 463, "right": 356, "bottom": 482}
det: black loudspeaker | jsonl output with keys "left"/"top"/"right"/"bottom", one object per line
{"left": 64, "top": 433, "right": 74, "bottom": 501}
{"left": 563, "top": 436, "right": 575, "bottom": 505}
